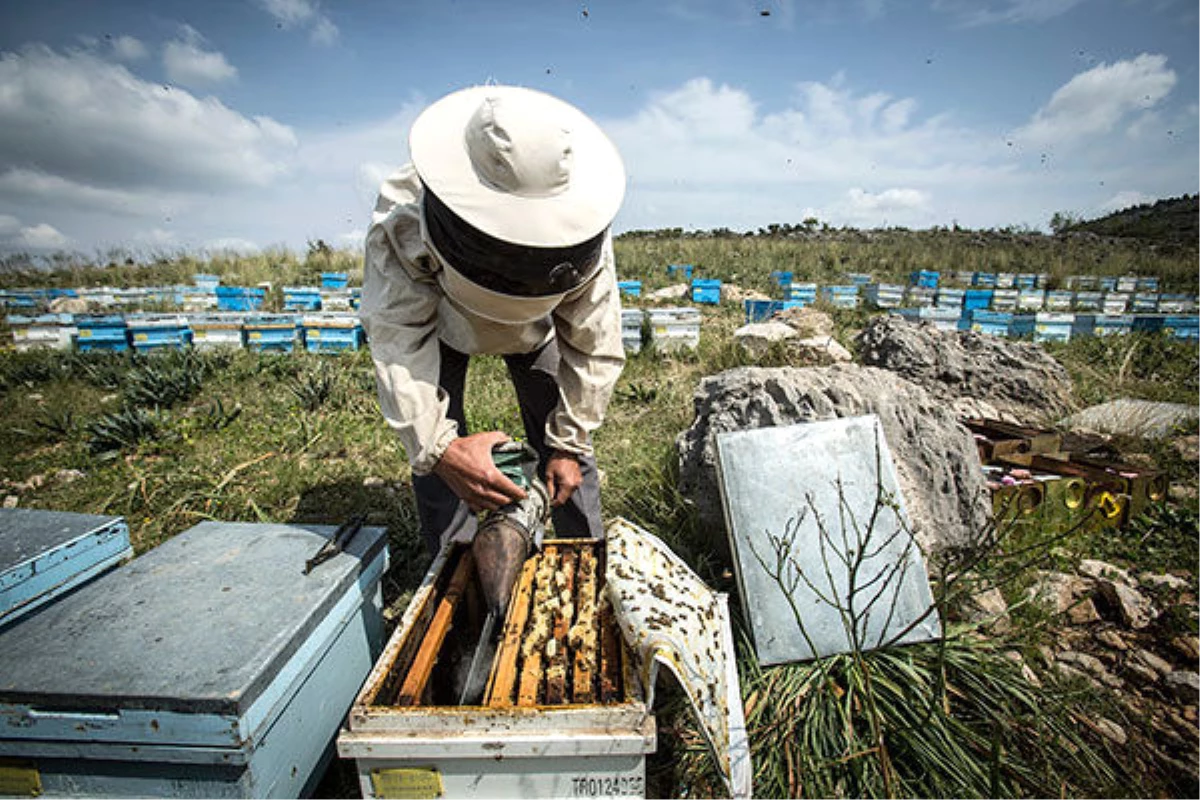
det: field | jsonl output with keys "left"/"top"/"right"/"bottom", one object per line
{"left": 1, "top": 228, "right": 1197, "bottom": 798}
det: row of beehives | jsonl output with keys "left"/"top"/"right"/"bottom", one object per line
{"left": 771, "top": 268, "right": 1167, "bottom": 293}
{"left": 1, "top": 272, "right": 357, "bottom": 314}
{"left": 5, "top": 311, "right": 365, "bottom": 353}
{"left": 966, "top": 418, "right": 1168, "bottom": 528}
{"left": 0, "top": 508, "right": 391, "bottom": 798}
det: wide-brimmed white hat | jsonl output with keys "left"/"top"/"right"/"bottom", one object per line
{"left": 409, "top": 85, "right": 625, "bottom": 248}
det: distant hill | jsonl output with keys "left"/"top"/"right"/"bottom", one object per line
{"left": 1059, "top": 195, "right": 1198, "bottom": 247}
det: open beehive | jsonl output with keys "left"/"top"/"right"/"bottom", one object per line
{"left": 339, "top": 538, "right": 654, "bottom": 800}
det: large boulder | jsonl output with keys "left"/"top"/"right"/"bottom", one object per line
{"left": 676, "top": 364, "right": 992, "bottom": 556}
{"left": 855, "top": 315, "right": 1076, "bottom": 423}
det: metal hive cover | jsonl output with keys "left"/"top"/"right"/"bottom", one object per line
{"left": 716, "top": 415, "right": 941, "bottom": 666}
{"left": 0, "top": 520, "right": 385, "bottom": 716}
{"left": 0, "top": 508, "right": 125, "bottom": 575}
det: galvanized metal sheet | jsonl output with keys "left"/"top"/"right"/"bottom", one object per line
{"left": 716, "top": 415, "right": 941, "bottom": 666}
{"left": 0, "top": 520, "right": 385, "bottom": 717}
{"left": 605, "top": 518, "right": 752, "bottom": 799}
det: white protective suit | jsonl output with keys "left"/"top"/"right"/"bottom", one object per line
{"left": 359, "top": 164, "right": 626, "bottom": 475}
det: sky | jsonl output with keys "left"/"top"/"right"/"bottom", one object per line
{"left": 0, "top": 0, "right": 1195, "bottom": 258}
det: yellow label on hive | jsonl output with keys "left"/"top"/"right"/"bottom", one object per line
{"left": 249, "top": 332, "right": 261, "bottom": 339}
{"left": 370, "top": 767, "right": 443, "bottom": 799}
{"left": 135, "top": 333, "right": 148, "bottom": 341}
{"left": 0, "top": 759, "right": 43, "bottom": 796}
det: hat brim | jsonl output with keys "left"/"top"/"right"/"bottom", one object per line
{"left": 410, "top": 86, "right": 625, "bottom": 248}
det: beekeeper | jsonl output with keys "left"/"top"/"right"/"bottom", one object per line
{"left": 360, "top": 85, "right": 626, "bottom": 554}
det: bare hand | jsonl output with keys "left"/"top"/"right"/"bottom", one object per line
{"left": 544, "top": 451, "right": 583, "bottom": 507}
{"left": 433, "top": 432, "right": 527, "bottom": 513}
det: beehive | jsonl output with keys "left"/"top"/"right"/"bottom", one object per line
{"left": 339, "top": 539, "right": 655, "bottom": 800}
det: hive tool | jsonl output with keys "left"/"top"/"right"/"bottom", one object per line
{"left": 303, "top": 513, "right": 368, "bottom": 575}
{"left": 458, "top": 441, "right": 548, "bottom": 705}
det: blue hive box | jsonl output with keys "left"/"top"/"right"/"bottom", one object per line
{"left": 74, "top": 314, "right": 129, "bottom": 352}
{"left": 1162, "top": 315, "right": 1198, "bottom": 341}
{"left": 743, "top": 299, "right": 807, "bottom": 324}
{"left": 691, "top": 278, "right": 721, "bottom": 305}
{"left": 910, "top": 270, "right": 939, "bottom": 289}
{"left": 769, "top": 271, "right": 793, "bottom": 288}
{"left": 320, "top": 272, "right": 349, "bottom": 289}
{"left": 302, "top": 314, "right": 364, "bottom": 352}
{"left": 820, "top": 285, "right": 860, "bottom": 309}
{"left": 0, "top": 520, "right": 388, "bottom": 798}
{"left": 244, "top": 314, "right": 301, "bottom": 352}
{"left": 617, "top": 280, "right": 642, "bottom": 299}
{"left": 126, "top": 314, "right": 192, "bottom": 352}
{"left": 215, "top": 287, "right": 265, "bottom": 312}
{"left": 283, "top": 286, "right": 323, "bottom": 311}
{"left": 969, "top": 310, "right": 1014, "bottom": 337}
{"left": 783, "top": 282, "right": 817, "bottom": 304}
{"left": 667, "top": 263, "right": 694, "bottom": 280}
{"left": 963, "top": 289, "right": 994, "bottom": 311}
{"left": 0, "top": 509, "right": 132, "bottom": 629}
{"left": 972, "top": 272, "right": 997, "bottom": 288}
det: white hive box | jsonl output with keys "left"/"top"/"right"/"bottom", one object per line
{"left": 0, "top": 520, "right": 388, "bottom": 798}
{"left": 0, "top": 509, "right": 132, "bottom": 629}
{"left": 647, "top": 307, "right": 700, "bottom": 352}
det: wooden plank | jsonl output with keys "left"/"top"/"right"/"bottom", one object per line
{"left": 544, "top": 549, "right": 577, "bottom": 705}
{"left": 517, "top": 546, "right": 559, "bottom": 706}
{"left": 598, "top": 594, "right": 622, "bottom": 704}
{"left": 394, "top": 550, "right": 474, "bottom": 706}
{"left": 484, "top": 555, "right": 538, "bottom": 708}
{"left": 569, "top": 546, "right": 599, "bottom": 703}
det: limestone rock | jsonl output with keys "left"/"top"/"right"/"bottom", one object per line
{"left": 1096, "top": 580, "right": 1156, "bottom": 629}
{"left": 1138, "top": 572, "right": 1191, "bottom": 592}
{"left": 1028, "top": 571, "right": 1101, "bottom": 624}
{"left": 792, "top": 336, "right": 853, "bottom": 364}
{"left": 773, "top": 306, "right": 834, "bottom": 338}
{"left": 646, "top": 283, "right": 689, "bottom": 301}
{"left": 1061, "top": 398, "right": 1199, "bottom": 440}
{"left": 855, "top": 314, "right": 1076, "bottom": 423}
{"left": 733, "top": 321, "right": 797, "bottom": 358}
{"left": 1170, "top": 635, "right": 1199, "bottom": 662}
{"left": 675, "top": 364, "right": 992, "bottom": 555}
{"left": 1131, "top": 649, "right": 1174, "bottom": 677}
{"left": 1163, "top": 671, "right": 1200, "bottom": 703}
{"left": 1080, "top": 559, "right": 1136, "bottom": 586}
{"left": 953, "top": 586, "right": 1012, "bottom": 633}
{"left": 1092, "top": 718, "right": 1128, "bottom": 746}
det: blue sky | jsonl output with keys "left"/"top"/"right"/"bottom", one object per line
{"left": 0, "top": 0, "right": 1195, "bottom": 257}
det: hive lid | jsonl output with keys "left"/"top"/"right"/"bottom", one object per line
{"left": 0, "top": 520, "right": 386, "bottom": 719}
{"left": 605, "top": 518, "right": 752, "bottom": 799}
{"left": 715, "top": 415, "right": 941, "bottom": 666}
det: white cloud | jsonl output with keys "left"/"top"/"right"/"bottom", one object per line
{"left": 1014, "top": 54, "right": 1176, "bottom": 147}
{"left": 2, "top": 221, "right": 71, "bottom": 251}
{"left": 203, "top": 237, "right": 260, "bottom": 254}
{"left": 0, "top": 44, "right": 296, "bottom": 196}
{"left": 112, "top": 35, "right": 148, "bottom": 61}
{"left": 933, "top": 0, "right": 1089, "bottom": 26}
{"left": 0, "top": 168, "right": 172, "bottom": 215}
{"left": 163, "top": 26, "right": 238, "bottom": 85}
{"left": 257, "top": 0, "right": 339, "bottom": 45}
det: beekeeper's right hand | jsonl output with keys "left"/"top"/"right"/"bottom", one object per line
{"left": 433, "top": 431, "right": 528, "bottom": 513}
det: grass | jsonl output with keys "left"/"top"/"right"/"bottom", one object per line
{"left": 1, "top": 237, "right": 1197, "bottom": 798}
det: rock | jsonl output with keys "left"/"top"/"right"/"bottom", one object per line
{"left": 1079, "top": 559, "right": 1135, "bottom": 586}
{"left": 721, "top": 284, "right": 772, "bottom": 304}
{"left": 362, "top": 476, "right": 388, "bottom": 490}
{"left": 1092, "top": 717, "right": 1128, "bottom": 746}
{"left": 1028, "top": 571, "right": 1101, "bottom": 624}
{"left": 27, "top": 393, "right": 43, "bottom": 402}
{"left": 646, "top": 283, "right": 689, "bottom": 301}
{"left": 1131, "top": 649, "right": 1174, "bottom": 677}
{"left": 1170, "top": 635, "right": 1199, "bottom": 662}
{"left": 1125, "top": 660, "right": 1160, "bottom": 686}
{"left": 792, "top": 336, "right": 853, "bottom": 364}
{"left": 1060, "top": 399, "right": 1199, "bottom": 440}
{"left": 855, "top": 314, "right": 1076, "bottom": 423}
{"left": 2, "top": 496, "right": 17, "bottom": 509}
{"left": 1002, "top": 649, "right": 1042, "bottom": 686}
{"left": 49, "top": 296, "right": 91, "bottom": 314}
{"left": 1095, "top": 580, "right": 1156, "bottom": 629}
{"left": 675, "top": 364, "right": 992, "bottom": 554}
{"left": 1162, "top": 671, "right": 1200, "bottom": 703}
{"left": 733, "top": 321, "right": 798, "bottom": 357}
{"left": 54, "top": 469, "right": 86, "bottom": 485}
{"left": 773, "top": 306, "right": 834, "bottom": 338}
{"left": 1173, "top": 434, "right": 1198, "bottom": 464}
{"left": 1057, "top": 650, "right": 1107, "bottom": 675}
{"left": 954, "top": 587, "right": 1011, "bottom": 633}
{"left": 1138, "top": 572, "right": 1191, "bottom": 592}
{"left": 1095, "top": 629, "right": 1130, "bottom": 651}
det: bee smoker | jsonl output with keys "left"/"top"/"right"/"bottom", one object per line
{"left": 459, "top": 440, "right": 549, "bottom": 704}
